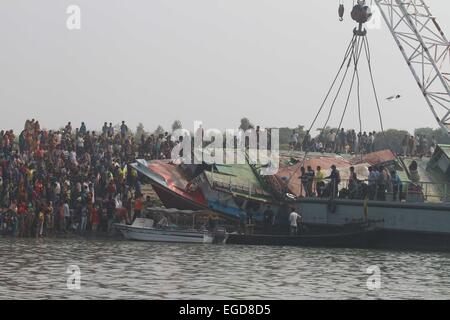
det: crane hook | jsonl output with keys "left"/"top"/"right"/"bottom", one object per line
{"left": 339, "top": 3, "right": 345, "bottom": 22}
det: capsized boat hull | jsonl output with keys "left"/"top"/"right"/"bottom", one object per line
{"left": 151, "top": 183, "right": 208, "bottom": 211}
{"left": 130, "top": 160, "right": 208, "bottom": 211}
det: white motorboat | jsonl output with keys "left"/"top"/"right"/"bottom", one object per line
{"left": 115, "top": 218, "right": 214, "bottom": 244}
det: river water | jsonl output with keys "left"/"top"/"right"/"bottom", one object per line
{"left": 0, "top": 237, "right": 449, "bottom": 299}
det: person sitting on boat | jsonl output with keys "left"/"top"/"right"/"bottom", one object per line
{"left": 156, "top": 216, "right": 169, "bottom": 229}
{"left": 185, "top": 180, "right": 199, "bottom": 193}
{"left": 289, "top": 207, "right": 302, "bottom": 236}
{"left": 408, "top": 160, "right": 420, "bottom": 183}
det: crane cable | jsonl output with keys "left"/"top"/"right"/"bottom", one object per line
{"left": 362, "top": 35, "right": 385, "bottom": 134}
{"left": 321, "top": 36, "right": 357, "bottom": 132}
{"left": 306, "top": 34, "right": 357, "bottom": 135}
{"left": 286, "top": 33, "right": 359, "bottom": 184}
{"left": 336, "top": 35, "right": 364, "bottom": 140}
{"left": 287, "top": 32, "right": 383, "bottom": 185}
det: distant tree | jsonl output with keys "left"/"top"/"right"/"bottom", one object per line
{"left": 135, "top": 123, "right": 145, "bottom": 142}
{"left": 278, "top": 125, "right": 307, "bottom": 147}
{"left": 434, "top": 129, "right": 450, "bottom": 144}
{"left": 415, "top": 127, "right": 450, "bottom": 145}
{"left": 414, "top": 127, "right": 434, "bottom": 139}
{"left": 374, "top": 129, "right": 409, "bottom": 153}
{"left": 239, "top": 117, "right": 254, "bottom": 131}
{"left": 278, "top": 127, "right": 293, "bottom": 146}
{"left": 171, "top": 120, "right": 183, "bottom": 132}
{"left": 154, "top": 125, "right": 165, "bottom": 136}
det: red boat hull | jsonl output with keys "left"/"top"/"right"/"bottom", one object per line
{"left": 151, "top": 183, "right": 208, "bottom": 211}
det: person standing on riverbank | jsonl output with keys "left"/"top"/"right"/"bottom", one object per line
{"left": 90, "top": 204, "right": 100, "bottom": 232}
{"left": 36, "top": 207, "right": 45, "bottom": 238}
{"left": 106, "top": 196, "right": 116, "bottom": 234}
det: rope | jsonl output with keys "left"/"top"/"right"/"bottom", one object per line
{"left": 286, "top": 34, "right": 358, "bottom": 184}
{"left": 336, "top": 36, "right": 364, "bottom": 135}
{"left": 287, "top": 34, "right": 360, "bottom": 184}
{"left": 321, "top": 36, "right": 357, "bottom": 133}
{"left": 335, "top": 35, "right": 365, "bottom": 149}
{"left": 286, "top": 28, "right": 386, "bottom": 186}
{"left": 363, "top": 36, "right": 385, "bottom": 134}
{"left": 307, "top": 34, "right": 357, "bottom": 135}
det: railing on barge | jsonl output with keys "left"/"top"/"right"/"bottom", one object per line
{"left": 208, "top": 175, "right": 449, "bottom": 203}
{"left": 298, "top": 178, "right": 450, "bottom": 203}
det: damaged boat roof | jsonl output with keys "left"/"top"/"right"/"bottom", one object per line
{"left": 204, "top": 163, "right": 272, "bottom": 200}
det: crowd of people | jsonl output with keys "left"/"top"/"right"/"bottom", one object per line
{"left": 299, "top": 162, "right": 421, "bottom": 202}
{"left": 0, "top": 119, "right": 172, "bottom": 237}
{"left": 289, "top": 128, "right": 438, "bottom": 156}
{"left": 401, "top": 134, "right": 437, "bottom": 157}
{"left": 289, "top": 129, "right": 378, "bottom": 154}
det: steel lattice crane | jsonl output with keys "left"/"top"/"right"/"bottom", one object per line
{"left": 374, "top": 0, "right": 450, "bottom": 135}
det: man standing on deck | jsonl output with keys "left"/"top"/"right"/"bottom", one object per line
{"left": 376, "top": 166, "right": 388, "bottom": 201}
{"left": 289, "top": 208, "right": 302, "bottom": 236}
{"left": 306, "top": 166, "right": 315, "bottom": 197}
{"left": 402, "top": 135, "right": 409, "bottom": 157}
{"left": 289, "top": 130, "right": 298, "bottom": 150}
{"left": 325, "top": 165, "right": 340, "bottom": 198}
{"left": 315, "top": 166, "right": 325, "bottom": 197}
{"left": 263, "top": 205, "right": 274, "bottom": 233}
{"left": 368, "top": 167, "right": 377, "bottom": 200}
{"left": 390, "top": 170, "right": 402, "bottom": 202}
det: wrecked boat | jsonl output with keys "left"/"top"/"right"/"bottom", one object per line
{"left": 130, "top": 159, "right": 209, "bottom": 211}
{"left": 130, "top": 146, "right": 450, "bottom": 251}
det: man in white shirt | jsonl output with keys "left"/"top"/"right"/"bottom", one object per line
{"left": 289, "top": 208, "right": 302, "bottom": 236}
{"left": 289, "top": 130, "right": 299, "bottom": 150}
{"left": 54, "top": 181, "right": 61, "bottom": 202}
{"left": 63, "top": 201, "right": 71, "bottom": 233}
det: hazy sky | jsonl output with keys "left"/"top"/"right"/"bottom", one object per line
{"left": 1, "top": 0, "right": 450, "bottom": 134}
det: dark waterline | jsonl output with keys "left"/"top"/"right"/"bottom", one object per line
{"left": 1, "top": 237, "right": 450, "bottom": 299}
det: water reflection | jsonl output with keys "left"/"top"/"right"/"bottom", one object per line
{"left": 0, "top": 238, "right": 449, "bottom": 299}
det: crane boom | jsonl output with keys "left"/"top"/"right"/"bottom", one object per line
{"left": 374, "top": 0, "right": 450, "bottom": 134}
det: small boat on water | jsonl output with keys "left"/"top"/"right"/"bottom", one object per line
{"left": 115, "top": 218, "right": 214, "bottom": 244}
{"left": 114, "top": 207, "right": 226, "bottom": 244}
